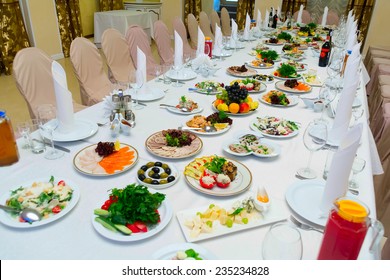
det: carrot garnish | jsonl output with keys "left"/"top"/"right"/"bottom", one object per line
{"left": 99, "top": 146, "right": 135, "bottom": 174}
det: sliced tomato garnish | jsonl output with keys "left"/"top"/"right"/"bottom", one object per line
{"left": 57, "top": 180, "right": 66, "bottom": 186}
{"left": 133, "top": 221, "right": 148, "bottom": 232}
{"left": 126, "top": 223, "right": 140, "bottom": 233}
{"left": 52, "top": 205, "right": 61, "bottom": 213}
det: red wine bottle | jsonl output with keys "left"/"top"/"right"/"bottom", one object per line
{"left": 319, "top": 31, "right": 332, "bottom": 67}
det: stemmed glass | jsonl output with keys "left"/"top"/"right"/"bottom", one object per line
{"left": 317, "top": 82, "right": 338, "bottom": 123}
{"left": 262, "top": 222, "right": 303, "bottom": 260}
{"left": 154, "top": 65, "right": 162, "bottom": 82}
{"left": 37, "top": 104, "right": 64, "bottom": 160}
{"left": 129, "top": 70, "right": 144, "bottom": 110}
{"left": 17, "top": 121, "right": 31, "bottom": 149}
{"left": 351, "top": 107, "right": 364, "bottom": 126}
{"left": 172, "top": 63, "right": 183, "bottom": 88}
{"left": 297, "top": 120, "right": 328, "bottom": 179}
{"left": 349, "top": 157, "right": 366, "bottom": 189}
{"left": 184, "top": 53, "right": 192, "bottom": 68}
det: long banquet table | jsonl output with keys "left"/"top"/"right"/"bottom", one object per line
{"left": 0, "top": 35, "right": 380, "bottom": 260}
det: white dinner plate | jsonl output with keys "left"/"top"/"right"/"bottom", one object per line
{"left": 41, "top": 118, "right": 98, "bottom": 142}
{"left": 176, "top": 198, "right": 288, "bottom": 242}
{"left": 272, "top": 74, "right": 303, "bottom": 81}
{"left": 275, "top": 81, "right": 312, "bottom": 94}
{"left": 92, "top": 191, "right": 173, "bottom": 242}
{"left": 0, "top": 177, "right": 80, "bottom": 228}
{"left": 166, "top": 106, "right": 203, "bottom": 115}
{"left": 223, "top": 138, "right": 281, "bottom": 158}
{"left": 184, "top": 121, "right": 232, "bottom": 136}
{"left": 226, "top": 67, "right": 257, "bottom": 77}
{"left": 165, "top": 69, "right": 197, "bottom": 81}
{"left": 130, "top": 86, "right": 165, "bottom": 101}
{"left": 213, "top": 50, "right": 233, "bottom": 58}
{"left": 245, "top": 61, "right": 274, "bottom": 69}
{"left": 249, "top": 117, "right": 300, "bottom": 139}
{"left": 302, "top": 75, "right": 323, "bottom": 87}
{"left": 152, "top": 243, "right": 217, "bottom": 260}
{"left": 282, "top": 54, "right": 305, "bottom": 61}
{"left": 184, "top": 158, "right": 252, "bottom": 197}
{"left": 258, "top": 92, "right": 299, "bottom": 107}
{"left": 136, "top": 161, "right": 180, "bottom": 190}
{"left": 195, "top": 88, "right": 222, "bottom": 95}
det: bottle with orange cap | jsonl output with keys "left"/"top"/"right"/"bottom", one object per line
{"left": 317, "top": 197, "right": 383, "bottom": 260}
{"left": 205, "top": 37, "right": 213, "bottom": 58}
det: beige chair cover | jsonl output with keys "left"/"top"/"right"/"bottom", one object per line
{"left": 293, "top": 10, "right": 312, "bottom": 24}
{"left": 187, "top": 13, "right": 198, "bottom": 49}
{"left": 153, "top": 20, "right": 174, "bottom": 65}
{"left": 13, "top": 47, "right": 85, "bottom": 119}
{"left": 221, "top": 7, "right": 231, "bottom": 36}
{"left": 210, "top": 10, "right": 221, "bottom": 36}
{"left": 367, "top": 64, "right": 390, "bottom": 103}
{"left": 382, "top": 238, "right": 390, "bottom": 259}
{"left": 101, "top": 28, "right": 135, "bottom": 84}
{"left": 364, "top": 45, "right": 390, "bottom": 67}
{"left": 318, "top": 10, "right": 339, "bottom": 26}
{"left": 199, "top": 11, "right": 214, "bottom": 41}
{"left": 125, "top": 24, "right": 158, "bottom": 79}
{"left": 370, "top": 86, "right": 390, "bottom": 141}
{"left": 366, "top": 58, "right": 390, "bottom": 95}
{"left": 172, "top": 16, "right": 196, "bottom": 58}
{"left": 70, "top": 37, "right": 113, "bottom": 106}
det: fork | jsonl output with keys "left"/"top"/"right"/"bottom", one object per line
{"left": 290, "top": 215, "right": 324, "bottom": 233}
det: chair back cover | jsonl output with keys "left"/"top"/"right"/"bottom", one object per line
{"left": 366, "top": 57, "right": 390, "bottom": 94}
{"left": 199, "top": 11, "right": 214, "bottom": 41}
{"left": 173, "top": 16, "right": 196, "bottom": 56}
{"left": 221, "top": 7, "right": 231, "bottom": 36}
{"left": 293, "top": 10, "right": 312, "bottom": 24}
{"left": 70, "top": 37, "right": 113, "bottom": 106}
{"left": 153, "top": 20, "right": 174, "bottom": 65}
{"left": 370, "top": 86, "right": 390, "bottom": 141}
{"left": 101, "top": 28, "right": 135, "bottom": 84}
{"left": 13, "top": 47, "right": 85, "bottom": 119}
{"left": 187, "top": 13, "right": 199, "bottom": 49}
{"left": 125, "top": 24, "right": 158, "bottom": 78}
{"left": 210, "top": 10, "right": 221, "bottom": 36}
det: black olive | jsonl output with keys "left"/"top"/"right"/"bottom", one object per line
{"left": 140, "top": 165, "right": 148, "bottom": 171}
{"left": 138, "top": 174, "right": 146, "bottom": 181}
{"left": 167, "top": 176, "right": 175, "bottom": 182}
{"left": 151, "top": 180, "right": 160, "bottom": 185}
{"left": 152, "top": 167, "right": 160, "bottom": 174}
{"left": 154, "top": 161, "right": 163, "bottom": 167}
{"left": 164, "top": 167, "right": 171, "bottom": 175}
{"left": 151, "top": 173, "right": 161, "bottom": 179}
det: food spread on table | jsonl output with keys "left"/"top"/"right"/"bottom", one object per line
{"left": 194, "top": 80, "right": 224, "bottom": 94}
{"left": 252, "top": 74, "right": 274, "bottom": 83}
{"left": 228, "top": 134, "right": 273, "bottom": 155}
{"left": 261, "top": 90, "right": 291, "bottom": 106}
{"left": 252, "top": 116, "right": 299, "bottom": 136}
{"left": 186, "top": 112, "right": 232, "bottom": 132}
{"left": 229, "top": 78, "right": 265, "bottom": 92}
{"left": 137, "top": 161, "right": 176, "bottom": 187}
{"left": 276, "top": 79, "right": 312, "bottom": 93}
{"left": 255, "top": 50, "right": 280, "bottom": 63}
{"left": 273, "top": 63, "right": 301, "bottom": 79}
{"left": 175, "top": 96, "right": 198, "bottom": 111}
{"left": 226, "top": 65, "right": 257, "bottom": 77}
{"left": 282, "top": 60, "right": 306, "bottom": 71}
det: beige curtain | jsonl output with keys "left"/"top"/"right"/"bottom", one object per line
{"left": 282, "top": 0, "right": 308, "bottom": 15}
{"left": 236, "top": 0, "right": 255, "bottom": 30}
{"left": 184, "top": 0, "right": 201, "bottom": 27}
{"left": 54, "top": 0, "right": 83, "bottom": 58}
{"left": 346, "top": 0, "right": 375, "bottom": 48}
{"left": 99, "top": 0, "right": 124, "bottom": 12}
{"left": 0, "top": 0, "right": 30, "bottom": 75}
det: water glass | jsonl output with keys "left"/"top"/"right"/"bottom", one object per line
{"left": 349, "top": 157, "right": 366, "bottom": 189}
{"left": 154, "top": 65, "right": 162, "bottom": 82}
{"left": 129, "top": 70, "right": 144, "bottom": 110}
{"left": 17, "top": 121, "right": 31, "bottom": 149}
{"left": 162, "top": 63, "right": 172, "bottom": 84}
{"left": 30, "top": 119, "right": 46, "bottom": 154}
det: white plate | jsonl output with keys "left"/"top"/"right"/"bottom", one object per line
{"left": 282, "top": 54, "right": 305, "bottom": 61}
{"left": 92, "top": 191, "right": 173, "bottom": 242}
{"left": 245, "top": 61, "right": 274, "bottom": 69}
{"left": 272, "top": 74, "right": 302, "bottom": 80}
{"left": 285, "top": 180, "right": 331, "bottom": 227}
{"left": 136, "top": 162, "right": 180, "bottom": 190}
{"left": 259, "top": 92, "right": 299, "bottom": 107}
{"left": 130, "top": 87, "right": 165, "bottom": 101}
{"left": 184, "top": 158, "right": 252, "bottom": 197}
{"left": 211, "top": 103, "right": 258, "bottom": 116}
{"left": 176, "top": 198, "right": 288, "bottom": 242}
{"left": 275, "top": 81, "right": 312, "bottom": 94}
{"left": 165, "top": 69, "right": 197, "bottom": 81}
{"left": 213, "top": 50, "right": 233, "bottom": 57}
{"left": 224, "top": 138, "right": 281, "bottom": 158}
{"left": 226, "top": 67, "right": 257, "bottom": 77}
{"left": 195, "top": 89, "right": 222, "bottom": 95}
{"left": 184, "top": 123, "right": 232, "bottom": 136}
{"left": 166, "top": 106, "right": 204, "bottom": 115}
{"left": 226, "top": 43, "right": 245, "bottom": 50}
{"left": 0, "top": 177, "right": 80, "bottom": 228}
{"left": 152, "top": 243, "right": 217, "bottom": 260}
{"left": 303, "top": 75, "right": 323, "bottom": 87}
{"left": 73, "top": 143, "right": 139, "bottom": 176}
{"left": 264, "top": 41, "right": 284, "bottom": 46}
{"left": 41, "top": 118, "right": 98, "bottom": 142}
{"left": 249, "top": 117, "right": 300, "bottom": 139}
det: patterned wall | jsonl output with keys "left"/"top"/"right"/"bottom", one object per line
{"left": 306, "top": 0, "right": 348, "bottom": 23}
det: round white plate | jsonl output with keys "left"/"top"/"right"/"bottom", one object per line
{"left": 226, "top": 67, "right": 257, "bottom": 77}
{"left": 73, "top": 143, "right": 139, "bottom": 176}
{"left": 41, "top": 118, "right": 98, "bottom": 142}
{"left": 165, "top": 69, "right": 197, "bottom": 81}
{"left": 249, "top": 117, "right": 300, "bottom": 138}
{"left": 275, "top": 81, "right": 312, "bottom": 94}
{"left": 245, "top": 61, "right": 274, "bottom": 69}
{"left": 282, "top": 54, "right": 305, "bottom": 61}
{"left": 264, "top": 41, "right": 284, "bottom": 46}
{"left": 184, "top": 158, "right": 252, "bottom": 197}
{"left": 130, "top": 87, "right": 165, "bottom": 101}
{"left": 272, "top": 74, "right": 303, "bottom": 80}
{"left": 92, "top": 192, "right": 173, "bottom": 242}
{"left": 136, "top": 162, "right": 180, "bottom": 190}
{"left": 166, "top": 106, "right": 203, "bottom": 115}
{"left": 185, "top": 124, "right": 232, "bottom": 136}
{"left": 213, "top": 50, "right": 233, "bottom": 58}
{"left": 0, "top": 177, "right": 80, "bottom": 228}
{"left": 224, "top": 138, "right": 281, "bottom": 158}
{"left": 211, "top": 103, "right": 258, "bottom": 116}
{"left": 252, "top": 74, "right": 276, "bottom": 84}
{"left": 259, "top": 92, "right": 299, "bottom": 107}
{"left": 302, "top": 75, "right": 323, "bottom": 87}
{"left": 152, "top": 243, "right": 217, "bottom": 260}
{"left": 195, "top": 88, "right": 222, "bottom": 95}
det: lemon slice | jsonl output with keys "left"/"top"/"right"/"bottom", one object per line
{"left": 213, "top": 123, "right": 228, "bottom": 130}
{"left": 114, "top": 140, "right": 121, "bottom": 151}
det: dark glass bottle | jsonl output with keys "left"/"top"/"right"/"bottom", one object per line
{"left": 272, "top": 10, "right": 278, "bottom": 28}
{"left": 318, "top": 31, "right": 332, "bottom": 67}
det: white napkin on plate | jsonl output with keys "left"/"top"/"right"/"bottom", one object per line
{"left": 243, "top": 13, "right": 251, "bottom": 40}
{"left": 174, "top": 31, "right": 183, "bottom": 68}
{"left": 321, "top": 6, "right": 328, "bottom": 26}
{"left": 346, "top": 21, "right": 357, "bottom": 51}
{"left": 51, "top": 61, "right": 74, "bottom": 133}
{"left": 229, "top": 19, "right": 238, "bottom": 48}
{"left": 136, "top": 47, "right": 147, "bottom": 83}
{"left": 213, "top": 24, "right": 223, "bottom": 55}
{"left": 320, "top": 124, "right": 363, "bottom": 213}
{"left": 256, "top": 9, "right": 262, "bottom": 31}
{"left": 192, "top": 54, "right": 213, "bottom": 68}
{"left": 263, "top": 9, "right": 269, "bottom": 29}
{"left": 297, "top": 5, "right": 304, "bottom": 25}
{"left": 196, "top": 26, "right": 205, "bottom": 57}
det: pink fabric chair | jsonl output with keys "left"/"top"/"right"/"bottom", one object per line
{"left": 210, "top": 10, "right": 221, "bottom": 36}
{"left": 293, "top": 10, "right": 312, "bottom": 24}
{"left": 125, "top": 24, "right": 158, "bottom": 80}
{"left": 364, "top": 45, "right": 390, "bottom": 67}
{"left": 366, "top": 58, "right": 390, "bottom": 95}
{"left": 370, "top": 86, "right": 390, "bottom": 141}
{"left": 199, "top": 11, "right": 214, "bottom": 41}
{"left": 172, "top": 16, "right": 196, "bottom": 58}
{"left": 367, "top": 64, "right": 390, "bottom": 106}
{"left": 153, "top": 20, "right": 174, "bottom": 65}
{"left": 383, "top": 239, "right": 390, "bottom": 259}
{"left": 70, "top": 37, "right": 114, "bottom": 106}
{"left": 221, "top": 7, "right": 231, "bottom": 36}
{"left": 13, "top": 47, "right": 86, "bottom": 119}
{"left": 317, "top": 10, "right": 339, "bottom": 26}
{"left": 101, "top": 28, "right": 136, "bottom": 84}
{"left": 187, "top": 13, "right": 198, "bottom": 49}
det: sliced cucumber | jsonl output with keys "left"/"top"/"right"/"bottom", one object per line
{"left": 94, "top": 208, "right": 111, "bottom": 217}
{"left": 114, "top": 224, "right": 132, "bottom": 235}
{"left": 95, "top": 217, "right": 117, "bottom": 232}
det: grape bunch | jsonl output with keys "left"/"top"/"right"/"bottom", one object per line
{"left": 95, "top": 141, "right": 115, "bottom": 157}
{"left": 225, "top": 82, "right": 248, "bottom": 104}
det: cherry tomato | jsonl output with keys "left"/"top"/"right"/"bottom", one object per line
{"left": 103, "top": 199, "right": 112, "bottom": 207}
{"left": 133, "top": 221, "right": 148, "bottom": 232}
{"left": 52, "top": 206, "right": 61, "bottom": 213}
{"left": 57, "top": 180, "right": 66, "bottom": 186}
{"left": 109, "top": 195, "right": 118, "bottom": 202}
{"left": 126, "top": 223, "right": 140, "bottom": 233}
{"left": 101, "top": 204, "right": 109, "bottom": 210}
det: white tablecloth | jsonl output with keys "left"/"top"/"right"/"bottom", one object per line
{"left": 94, "top": 10, "right": 153, "bottom": 47}
{"left": 0, "top": 36, "right": 381, "bottom": 260}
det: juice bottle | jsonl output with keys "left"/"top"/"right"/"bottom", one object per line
{"left": 0, "top": 110, "right": 19, "bottom": 166}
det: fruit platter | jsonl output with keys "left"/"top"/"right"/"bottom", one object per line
{"left": 226, "top": 65, "right": 257, "bottom": 77}
{"left": 259, "top": 90, "right": 298, "bottom": 107}
{"left": 194, "top": 80, "right": 224, "bottom": 94}
{"left": 275, "top": 79, "right": 312, "bottom": 93}
{"left": 136, "top": 161, "right": 179, "bottom": 189}
{"left": 183, "top": 155, "right": 252, "bottom": 196}
{"left": 250, "top": 116, "right": 299, "bottom": 138}
{"left": 273, "top": 63, "right": 302, "bottom": 80}
{"left": 185, "top": 112, "right": 233, "bottom": 135}
{"left": 213, "top": 82, "right": 259, "bottom": 115}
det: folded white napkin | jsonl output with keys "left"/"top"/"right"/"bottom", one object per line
{"left": 174, "top": 31, "right": 183, "bottom": 68}
{"left": 243, "top": 13, "right": 251, "bottom": 40}
{"left": 196, "top": 27, "right": 205, "bottom": 57}
{"left": 320, "top": 124, "right": 363, "bottom": 213}
{"left": 229, "top": 19, "right": 238, "bottom": 48}
{"left": 321, "top": 6, "right": 328, "bottom": 26}
{"left": 256, "top": 9, "right": 262, "bottom": 31}
{"left": 297, "top": 5, "right": 304, "bottom": 24}
{"left": 136, "top": 47, "right": 147, "bottom": 83}
{"left": 263, "top": 9, "right": 269, "bottom": 29}
{"left": 51, "top": 61, "right": 74, "bottom": 133}
{"left": 346, "top": 22, "right": 357, "bottom": 51}
{"left": 213, "top": 24, "right": 223, "bottom": 55}
{"left": 192, "top": 54, "right": 213, "bottom": 68}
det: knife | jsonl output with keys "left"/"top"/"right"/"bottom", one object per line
{"left": 33, "top": 139, "right": 71, "bottom": 153}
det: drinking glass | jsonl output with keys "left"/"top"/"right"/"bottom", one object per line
{"left": 154, "top": 65, "right": 162, "bottom": 82}
{"left": 184, "top": 53, "right": 192, "bottom": 68}
{"left": 297, "top": 120, "right": 328, "bottom": 179}
{"left": 317, "top": 83, "right": 338, "bottom": 123}
{"left": 349, "top": 157, "right": 366, "bottom": 189}
{"left": 262, "top": 222, "right": 303, "bottom": 260}
{"left": 129, "top": 70, "right": 144, "bottom": 110}
{"left": 172, "top": 63, "right": 183, "bottom": 88}
{"left": 37, "top": 104, "right": 63, "bottom": 160}
{"left": 352, "top": 107, "right": 364, "bottom": 126}
{"left": 17, "top": 121, "right": 31, "bottom": 149}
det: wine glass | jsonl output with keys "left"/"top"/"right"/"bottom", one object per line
{"left": 154, "top": 65, "right": 162, "bottom": 82}
{"left": 351, "top": 107, "right": 364, "bottom": 126}
{"left": 129, "top": 70, "right": 144, "bottom": 110}
{"left": 37, "top": 104, "right": 64, "bottom": 160}
{"left": 297, "top": 120, "right": 328, "bottom": 179}
{"left": 17, "top": 121, "right": 31, "bottom": 149}
{"left": 317, "top": 83, "right": 338, "bottom": 123}
{"left": 172, "top": 63, "right": 183, "bottom": 88}
{"left": 184, "top": 53, "right": 192, "bottom": 68}
{"left": 262, "top": 222, "right": 303, "bottom": 260}
{"left": 349, "top": 157, "right": 366, "bottom": 189}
